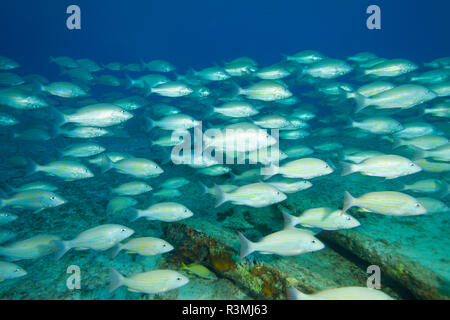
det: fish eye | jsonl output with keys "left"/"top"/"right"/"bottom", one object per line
{"left": 120, "top": 228, "right": 126, "bottom": 232}
{"left": 312, "top": 240, "right": 316, "bottom": 244}
{"left": 410, "top": 163, "right": 415, "bottom": 167}
{"left": 346, "top": 217, "right": 351, "bottom": 221}
{"left": 277, "top": 191, "right": 280, "bottom": 195}
{"left": 177, "top": 277, "right": 182, "bottom": 281}
{"left": 184, "top": 209, "right": 187, "bottom": 212}
{"left": 162, "top": 244, "right": 166, "bottom": 247}
{"left": 15, "top": 268, "right": 20, "bottom": 272}
{"left": 415, "top": 203, "right": 420, "bottom": 208}
{"left": 50, "top": 196, "right": 55, "bottom": 200}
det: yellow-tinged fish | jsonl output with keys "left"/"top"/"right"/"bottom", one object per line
{"left": 179, "top": 262, "right": 217, "bottom": 280}
{"left": 342, "top": 191, "right": 427, "bottom": 216}
{"left": 238, "top": 229, "right": 325, "bottom": 258}
{"left": 280, "top": 206, "right": 360, "bottom": 230}
{"left": 54, "top": 224, "right": 134, "bottom": 260}
{"left": 28, "top": 159, "right": 94, "bottom": 181}
{"left": 111, "top": 181, "right": 153, "bottom": 196}
{"left": 55, "top": 103, "right": 133, "bottom": 127}
{"left": 107, "top": 196, "right": 137, "bottom": 216}
{"left": 0, "top": 190, "right": 66, "bottom": 213}
{"left": 111, "top": 237, "right": 173, "bottom": 259}
{"left": 0, "top": 261, "right": 27, "bottom": 281}
{"left": 109, "top": 268, "right": 189, "bottom": 294}
{"left": 340, "top": 155, "right": 422, "bottom": 179}
{"left": 0, "top": 234, "right": 61, "bottom": 261}
{"left": 236, "top": 80, "right": 292, "bottom": 101}
{"left": 215, "top": 182, "right": 287, "bottom": 208}
{"left": 101, "top": 156, "right": 163, "bottom": 179}
{"left": 263, "top": 158, "right": 333, "bottom": 180}
{"left": 286, "top": 286, "right": 394, "bottom": 300}
{"left": 129, "top": 202, "right": 193, "bottom": 222}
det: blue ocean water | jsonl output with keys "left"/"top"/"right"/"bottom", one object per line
{"left": 0, "top": 0, "right": 449, "bottom": 300}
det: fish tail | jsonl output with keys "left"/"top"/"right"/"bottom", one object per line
{"left": 392, "top": 137, "right": 405, "bottom": 149}
{"left": 110, "top": 244, "right": 123, "bottom": 259}
{"left": 262, "top": 163, "right": 279, "bottom": 180}
{"left": 142, "top": 81, "right": 153, "bottom": 97}
{"left": 238, "top": 232, "right": 255, "bottom": 259}
{"left": 286, "top": 287, "right": 309, "bottom": 300}
{"left": 109, "top": 267, "right": 125, "bottom": 293}
{"left": 204, "top": 106, "right": 215, "bottom": 119}
{"left": 340, "top": 161, "right": 357, "bottom": 176}
{"left": 50, "top": 107, "right": 68, "bottom": 127}
{"left": 198, "top": 181, "right": 208, "bottom": 196}
{"left": 127, "top": 208, "right": 140, "bottom": 222}
{"left": 347, "top": 91, "right": 367, "bottom": 113}
{"left": 53, "top": 240, "right": 72, "bottom": 261}
{"left": 411, "top": 146, "right": 427, "bottom": 161}
{"left": 124, "top": 74, "right": 134, "bottom": 89}
{"left": 342, "top": 190, "right": 356, "bottom": 213}
{"left": 230, "top": 81, "right": 244, "bottom": 97}
{"left": 32, "top": 80, "right": 45, "bottom": 94}
{"left": 2, "top": 182, "right": 14, "bottom": 198}
{"left": 439, "top": 181, "right": 449, "bottom": 199}
{"left": 144, "top": 117, "right": 154, "bottom": 132}
{"left": 101, "top": 155, "right": 113, "bottom": 174}
{"left": 214, "top": 184, "right": 229, "bottom": 208}
{"left": 139, "top": 59, "right": 147, "bottom": 70}
{"left": 160, "top": 150, "right": 173, "bottom": 165}
{"left": 279, "top": 206, "right": 297, "bottom": 229}
{"left": 25, "top": 159, "right": 39, "bottom": 177}
{"left": 48, "top": 122, "right": 61, "bottom": 139}
{"left": 0, "top": 188, "right": 8, "bottom": 200}
{"left": 179, "top": 262, "right": 187, "bottom": 271}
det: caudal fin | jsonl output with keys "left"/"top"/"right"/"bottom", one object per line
{"left": 50, "top": 107, "right": 68, "bottom": 128}
{"left": 25, "top": 159, "right": 39, "bottom": 177}
{"left": 109, "top": 267, "right": 125, "bottom": 293}
{"left": 286, "top": 287, "right": 309, "bottom": 300}
{"left": 144, "top": 117, "right": 154, "bottom": 133}
{"left": 262, "top": 164, "right": 279, "bottom": 180}
{"left": 110, "top": 244, "right": 123, "bottom": 259}
{"left": 279, "top": 206, "right": 297, "bottom": 229}
{"left": 347, "top": 91, "right": 368, "bottom": 113}
{"left": 340, "top": 161, "right": 357, "bottom": 176}
{"left": 214, "top": 184, "right": 228, "bottom": 208}
{"left": 439, "top": 181, "right": 449, "bottom": 199}
{"left": 126, "top": 208, "right": 141, "bottom": 222}
{"left": 392, "top": 138, "right": 406, "bottom": 149}
{"left": 53, "top": 240, "right": 72, "bottom": 261}
{"left": 238, "top": 232, "right": 255, "bottom": 259}
{"left": 124, "top": 74, "right": 134, "bottom": 89}
{"left": 198, "top": 181, "right": 209, "bottom": 196}
{"left": 342, "top": 191, "right": 356, "bottom": 213}
{"left": 411, "top": 146, "right": 427, "bottom": 161}
{"left": 101, "top": 155, "right": 113, "bottom": 174}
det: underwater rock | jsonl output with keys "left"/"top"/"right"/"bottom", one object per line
{"left": 321, "top": 222, "right": 450, "bottom": 300}
{"left": 163, "top": 218, "right": 402, "bottom": 300}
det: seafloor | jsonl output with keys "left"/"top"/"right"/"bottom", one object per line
{"left": 0, "top": 121, "right": 449, "bottom": 300}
